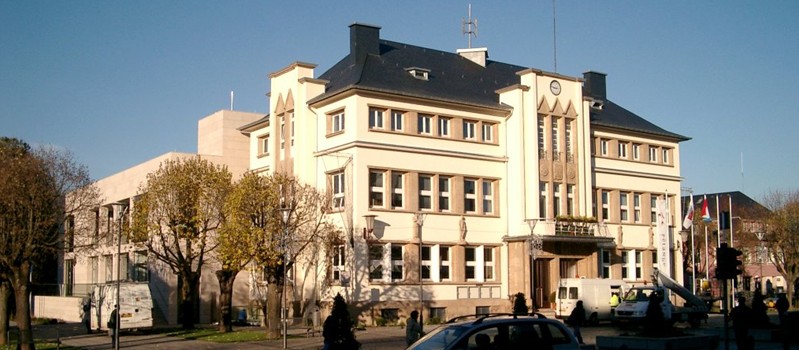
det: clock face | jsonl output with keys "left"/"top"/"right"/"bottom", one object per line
{"left": 550, "top": 80, "right": 561, "bottom": 95}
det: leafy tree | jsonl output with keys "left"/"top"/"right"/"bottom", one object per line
{"left": 247, "top": 173, "right": 340, "bottom": 339}
{"left": 762, "top": 190, "right": 799, "bottom": 306}
{"left": 512, "top": 292, "right": 528, "bottom": 315}
{"left": 0, "top": 138, "right": 99, "bottom": 349}
{"left": 214, "top": 172, "right": 279, "bottom": 332}
{"left": 130, "top": 156, "right": 231, "bottom": 329}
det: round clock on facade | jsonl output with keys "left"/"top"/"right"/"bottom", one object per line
{"left": 550, "top": 80, "right": 561, "bottom": 95}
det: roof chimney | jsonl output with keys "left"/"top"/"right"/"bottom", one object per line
{"left": 583, "top": 71, "right": 607, "bottom": 100}
{"left": 349, "top": 23, "right": 381, "bottom": 65}
{"left": 457, "top": 48, "right": 489, "bottom": 67}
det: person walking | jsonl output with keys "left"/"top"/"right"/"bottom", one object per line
{"left": 108, "top": 306, "right": 118, "bottom": 348}
{"left": 567, "top": 300, "right": 586, "bottom": 344}
{"left": 81, "top": 300, "right": 91, "bottom": 334}
{"left": 406, "top": 310, "right": 423, "bottom": 346}
{"left": 609, "top": 292, "right": 620, "bottom": 316}
{"left": 775, "top": 293, "right": 789, "bottom": 324}
{"left": 731, "top": 296, "right": 753, "bottom": 350}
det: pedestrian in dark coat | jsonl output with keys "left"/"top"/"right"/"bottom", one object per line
{"left": 567, "top": 300, "right": 586, "bottom": 344}
{"left": 731, "top": 296, "right": 754, "bottom": 350}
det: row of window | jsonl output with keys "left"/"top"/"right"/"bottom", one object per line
{"left": 538, "top": 115, "right": 575, "bottom": 162}
{"left": 331, "top": 243, "right": 496, "bottom": 283}
{"left": 65, "top": 251, "right": 149, "bottom": 285}
{"left": 329, "top": 170, "right": 498, "bottom": 216}
{"left": 325, "top": 107, "right": 498, "bottom": 144}
{"left": 594, "top": 190, "right": 675, "bottom": 225}
{"left": 600, "top": 249, "right": 656, "bottom": 281}
{"left": 595, "top": 137, "right": 672, "bottom": 165}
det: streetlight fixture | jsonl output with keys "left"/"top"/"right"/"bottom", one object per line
{"left": 363, "top": 214, "right": 377, "bottom": 240}
{"left": 278, "top": 207, "right": 291, "bottom": 350}
{"left": 413, "top": 212, "right": 427, "bottom": 331}
{"left": 111, "top": 202, "right": 128, "bottom": 350}
{"left": 525, "top": 219, "right": 542, "bottom": 311}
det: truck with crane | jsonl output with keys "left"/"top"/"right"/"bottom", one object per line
{"left": 614, "top": 268, "right": 708, "bottom": 328}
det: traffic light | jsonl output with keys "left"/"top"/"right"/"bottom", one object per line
{"left": 715, "top": 243, "right": 744, "bottom": 280}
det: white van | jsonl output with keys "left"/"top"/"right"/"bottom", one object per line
{"left": 555, "top": 278, "right": 627, "bottom": 325}
{"left": 90, "top": 282, "right": 153, "bottom": 331}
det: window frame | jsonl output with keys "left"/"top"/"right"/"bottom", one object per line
{"left": 391, "top": 110, "right": 405, "bottom": 131}
{"left": 438, "top": 117, "right": 450, "bottom": 137}
{"left": 463, "top": 120, "right": 477, "bottom": 140}
{"left": 418, "top": 114, "right": 432, "bottom": 135}
{"left": 438, "top": 176, "right": 451, "bottom": 212}
{"left": 419, "top": 174, "right": 433, "bottom": 211}
{"left": 464, "top": 178, "right": 477, "bottom": 213}
{"left": 330, "top": 111, "right": 345, "bottom": 134}
{"left": 481, "top": 122, "right": 494, "bottom": 143}
{"left": 369, "top": 108, "right": 385, "bottom": 129}
{"left": 369, "top": 170, "right": 385, "bottom": 208}
{"left": 330, "top": 171, "right": 345, "bottom": 210}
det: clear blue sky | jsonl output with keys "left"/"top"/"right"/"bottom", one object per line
{"left": 2, "top": 1, "right": 797, "bottom": 202}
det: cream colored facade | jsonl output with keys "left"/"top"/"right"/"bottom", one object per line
{"left": 243, "top": 24, "right": 688, "bottom": 324}
{"left": 62, "top": 110, "right": 261, "bottom": 325}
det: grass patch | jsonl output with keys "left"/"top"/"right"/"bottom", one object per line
{"left": 164, "top": 327, "right": 270, "bottom": 343}
{"left": 36, "top": 342, "right": 80, "bottom": 350}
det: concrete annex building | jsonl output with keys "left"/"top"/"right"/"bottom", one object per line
{"left": 62, "top": 23, "right": 690, "bottom": 325}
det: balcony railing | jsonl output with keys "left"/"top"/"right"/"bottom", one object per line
{"left": 553, "top": 216, "right": 598, "bottom": 236}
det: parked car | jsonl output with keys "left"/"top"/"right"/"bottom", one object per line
{"left": 406, "top": 313, "right": 581, "bottom": 350}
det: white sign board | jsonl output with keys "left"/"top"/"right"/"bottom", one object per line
{"left": 656, "top": 198, "right": 672, "bottom": 278}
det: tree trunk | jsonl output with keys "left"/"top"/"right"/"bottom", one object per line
{"left": 12, "top": 263, "right": 34, "bottom": 350}
{"left": 265, "top": 280, "right": 282, "bottom": 339}
{"left": 0, "top": 280, "right": 11, "bottom": 346}
{"left": 179, "top": 271, "right": 200, "bottom": 329}
{"left": 215, "top": 269, "right": 238, "bottom": 333}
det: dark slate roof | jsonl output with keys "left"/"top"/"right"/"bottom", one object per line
{"left": 312, "top": 40, "right": 525, "bottom": 110}
{"left": 680, "top": 191, "right": 770, "bottom": 218}
{"left": 591, "top": 100, "right": 689, "bottom": 141}
{"left": 310, "top": 38, "right": 688, "bottom": 142}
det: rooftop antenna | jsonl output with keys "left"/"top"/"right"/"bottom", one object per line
{"left": 230, "top": 91, "right": 234, "bottom": 110}
{"left": 461, "top": 4, "right": 478, "bottom": 48}
{"left": 552, "top": 0, "right": 558, "bottom": 72}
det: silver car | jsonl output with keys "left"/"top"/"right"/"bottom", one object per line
{"left": 407, "top": 313, "right": 581, "bottom": 350}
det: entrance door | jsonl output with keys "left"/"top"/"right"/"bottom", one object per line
{"left": 533, "top": 259, "right": 551, "bottom": 309}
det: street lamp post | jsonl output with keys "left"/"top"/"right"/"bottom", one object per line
{"left": 111, "top": 203, "right": 128, "bottom": 350}
{"left": 413, "top": 212, "right": 426, "bottom": 331}
{"left": 279, "top": 208, "right": 291, "bottom": 350}
{"left": 525, "top": 219, "right": 542, "bottom": 311}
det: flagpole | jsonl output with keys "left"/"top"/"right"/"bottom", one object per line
{"left": 729, "top": 195, "right": 734, "bottom": 248}
{"left": 704, "top": 225, "right": 709, "bottom": 290}
{"left": 691, "top": 194, "right": 696, "bottom": 294}
{"left": 716, "top": 195, "right": 721, "bottom": 246}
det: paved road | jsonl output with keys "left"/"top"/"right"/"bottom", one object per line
{"left": 12, "top": 314, "right": 798, "bottom": 349}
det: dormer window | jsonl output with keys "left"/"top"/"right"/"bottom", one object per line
{"left": 405, "top": 67, "right": 430, "bottom": 81}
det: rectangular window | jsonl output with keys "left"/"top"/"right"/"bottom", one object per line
{"left": 662, "top": 148, "right": 670, "bottom": 164}
{"left": 632, "top": 144, "right": 641, "bottom": 160}
{"left": 332, "top": 244, "right": 345, "bottom": 282}
{"left": 421, "top": 246, "right": 431, "bottom": 280}
{"left": 90, "top": 256, "right": 98, "bottom": 284}
{"left": 618, "top": 142, "right": 628, "bottom": 159}
{"left": 419, "top": 174, "right": 433, "bottom": 211}
{"left": 635, "top": 251, "right": 643, "bottom": 279}
{"left": 368, "top": 245, "right": 384, "bottom": 281}
{"left": 430, "top": 308, "right": 447, "bottom": 323}
{"left": 484, "top": 247, "right": 494, "bottom": 281}
{"left": 633, "top": 193, "right": 642, "bottom": 223}
{"left": 464, "top": 178, "right": 477, "bottom": 213}
{"left": 104, "top": 255, "right": 113, "bottom": 282}
{"left": 551, "top": 117, "right": 560, "bottom": 160}
{"left": 601, "top": 190, "right": 610, "bottom": 221}
{"left": 391, "top": 245, "right": 403, "bottom": 281}
{"left": 539, "top": 182, "right": 548, "bottom": 219}
{"left": 369, "top": 170, "right": 384, "bottom": 208}
{"left": 93, "top": 210, "right": 100, "bottom": 246}
{"left": 280, "top": 116, "right": 286, "bottom": 150}
{"left": 331, "top": 171, "right": 345, "bottom": 210}
{"left": 463, "top": 120, "right": 477, "bottom": 140}
{"left": 538, "top": 116, "right": 546, "bottom": 156}
{"left": 438, "top": 176, "right": 450, "bottom": 212}
{"left": 133, "top": 251, "right": 148, "bottom": 282}
{"left": 600, "top": 139, "right": 609, "bottom": 156}
{"left": 391, "top": 171, "right": 404, "bottom": 209}
{"left": 553, "top": 184, "right": 562, "bottom": 217}
{"left": 650, "top": 195, "right": 658, "bottom": 223}
{"left": 565, "top": 121, "right": 573, "bottom": 161}
{"left": 290, "top": 112, "right": 295, "bottom": 149}
{"left": 481, "top": 123, "right": 494, "bottom": 142}
{"left": 602, "top": 250, "right": 611, "bottom": 278}
{"left": 331, "top": 111, "right": 345, "bottom": 133}
{"left": 391, "top": 111, "right": 404, "bottom": 131}
{"left": 649, "top": 146, "right": 658, "bottom": 163}
{"left": 438, "top": 117, "right": 450, "bottom": 137}
{"left": 621, "top": 250, "right": 629, "bottom": 279}
{"left": 620, "top": 192, "right": 629, "bottom": 222}
{"left": 465, "top": 246, "right": 477, "bottom": 280}
{"left": 481, "top": 180, "right": 494, "bottom": 214}
{"left": 120, "top": 254, "right": 130, "bottom": 281}
{"left": 259, "top": 136, "right": 270, "bottom": 156}
{"left": 440, "top": 246, "right": 451, "bottom": 280}
{"left": 418, "top": 114, "right": 432, "bottom": 135}
{"left": 566, "top": 185, "right": 575, "bottom": 216}
{"left": 369, "top": 108, "right": 384, "bottom": 129}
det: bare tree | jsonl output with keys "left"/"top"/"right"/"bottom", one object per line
{"left": 130, "top": 156, "right": 231, "bottom": 329}
{"left": 762, "top": 190, "right": 799, "bottom": 305}
{"left": 0, "top": 138, "right": 99, "bottom": 349}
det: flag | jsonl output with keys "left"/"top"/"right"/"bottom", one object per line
{"left": 683, "top": 195, "right": 694, "bottom": 229}
{"left": 701, "top": 195, "right": 711, "bottom": 222}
